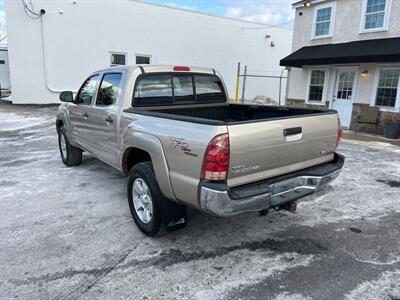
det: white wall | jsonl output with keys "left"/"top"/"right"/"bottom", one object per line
{"left": 0, "top": 49, "right": 10, "bottom": 90}
{"left": 4, "top": 0, "right": 293, "bottom": 104}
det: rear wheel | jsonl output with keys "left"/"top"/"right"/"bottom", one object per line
{"left": 127, "top": 162, "right": 187, "bottom": 236}
{"left": 58, "top": 126, "right": 82, "bottom": 166}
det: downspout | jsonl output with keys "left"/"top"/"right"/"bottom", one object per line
{"left": 40, "top": 15, "right": 77, "bottom": 93}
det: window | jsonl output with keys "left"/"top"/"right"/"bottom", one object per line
{"left": 134, "top": 75, "right": 173, "bottom": 106}
{"left": 110, "top": 53, "right": 126, "bottom": 66}
{"left": 76, "top": 75, "right": 100, "bottom": 105}
{"left": 361, "top": 0, "right": 390, "bottom": 31}
{"left": 0, "top": 60, "right": 5, "bottom": 65}
{"left": 336, "top": 72, "right": 356, "bottom": 100}
{"left": 308, "top": 70, "right": 326, "bottom": 102}
{"left": 375, "top": 69, "right": 400, "bottom": 107}
{"left": 133, "top": 74, "right": 226, "bottom": 106}
{"left": 173, "top": 76, "right": 194, "bottom": 102}
{"left": 136, "top": 55, "right": 151, "bottom": 64}
{"left": 96, "top": 73, "right": 123, "bottom": 106}
{"left": 194, "top": 75, "right": 226, "bottom": 102}
{"left": 313, "top": 3, "right": 335, "bottom": 38}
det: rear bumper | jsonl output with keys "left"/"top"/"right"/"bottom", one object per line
{"left": 199, "top": 153, "right": 345, "bottom": 217}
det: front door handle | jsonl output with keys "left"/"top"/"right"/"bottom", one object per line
{"left": 83, "top": 112, "right": 89, "bottom": 118}
{"left": 105, "top": 116, "right": 114, "bottom": 123}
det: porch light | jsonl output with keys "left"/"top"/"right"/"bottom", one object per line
{"left": 361, "top": 70, "right": 369, "bottom": 79}
{"left": 304, "top": 2, "right": 311, "bottom": 7}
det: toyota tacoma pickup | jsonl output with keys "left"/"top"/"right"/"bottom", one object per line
{"left": 56, "top": 65, "right": 344, "bottom": 236}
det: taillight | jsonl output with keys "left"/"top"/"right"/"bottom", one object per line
{"left": 201, "top": 133, "right": 230, "bottom": 181}
{"left": 336, "top": 117, "right": 343, "bottom": 152}
{"left": 173, "top": 66, "right": 190, "bottom": 71}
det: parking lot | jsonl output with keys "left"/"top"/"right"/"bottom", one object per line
{"left": 1, "top": 102, "right": 400, "bottom": 300}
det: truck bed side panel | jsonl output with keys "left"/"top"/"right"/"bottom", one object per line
{"left": 124, "top": 113, "right": 227, "bottom": 207}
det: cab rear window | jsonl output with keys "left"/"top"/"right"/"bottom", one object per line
{"left": 133, "top": 73, "right": 226, "bottom": 106}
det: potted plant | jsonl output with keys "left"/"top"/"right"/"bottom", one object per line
{"left": 382, "top": 111, "right": 400, "bottom": 139}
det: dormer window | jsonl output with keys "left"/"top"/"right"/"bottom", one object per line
{"left": 360, "top": 0, "right": 391, "bottom": 32}
{"left": 312, "top": 3, "right": 336, "bottom": 39}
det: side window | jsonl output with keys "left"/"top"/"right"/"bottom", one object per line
{"left": 361, "top": 0, "right": 389, "bottom": 31}
{"left": 312, "top": 4, "right": 335, "bottom": 38}
{"left": 76, "top": 75, "right": 100, "bottom": 105}
{"left": 308, "top": 70, "right": 326, "bottom": 102}
{"left": 96, "top": 73, "right": 123, "bottom": 106}
{"left": 375, "top": 69, "right": 400, "bottom": 107}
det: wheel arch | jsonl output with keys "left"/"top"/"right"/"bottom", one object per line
{"left": 121, "top": 133, "right": 177, "bottom": 202}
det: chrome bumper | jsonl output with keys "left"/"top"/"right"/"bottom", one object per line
{"left": 200, "top": 154, "right": 344, "bottom": 217}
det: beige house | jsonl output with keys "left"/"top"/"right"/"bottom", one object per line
{"left": 281, "top": 0, "right": 400, "bottom": 131}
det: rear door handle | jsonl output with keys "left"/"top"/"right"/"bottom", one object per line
{"left": 106, "top": 116, "right": 114, "bottom": 123}
{"left": 83, "top": 112, "right": 89, "bottom": 118}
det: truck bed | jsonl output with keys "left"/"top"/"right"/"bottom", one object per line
{"left": 125, "top": 103, "right": 339, "bottom": 188}
{"left": 126, "top": 104, "right": 335, "bottom": 125}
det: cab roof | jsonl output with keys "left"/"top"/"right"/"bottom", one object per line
{"left": 95, "top": 65, "right": 216, "bottom": 75}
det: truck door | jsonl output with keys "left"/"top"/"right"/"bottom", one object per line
{"left": 69, "top": 74, "right": 100, "bottom": 151}
{"left": 87, "top": 72, "right": 123, "bottom": 166}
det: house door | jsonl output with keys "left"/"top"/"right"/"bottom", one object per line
{"left": 332, "top": 70, "right": 357, "bottom": 129}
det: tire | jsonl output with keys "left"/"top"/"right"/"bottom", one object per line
{"left": 127, "top": 162, "right": 187, "bottom": 237}
{"left": 58, "top": 126, "right": 82, "bottom": 167}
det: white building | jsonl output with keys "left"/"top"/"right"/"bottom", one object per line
{"left": 4, "top": 0, "right": 293, "bottom": 104}
{"left": 281, "top": 0, "right": 400, "bottom": 130}
{"left": 0, "top": 49, "right": 10, "bottom": 93}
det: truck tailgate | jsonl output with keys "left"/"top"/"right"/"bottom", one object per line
{"left": 227, "top": 113, "right": 339, "bottom": 187}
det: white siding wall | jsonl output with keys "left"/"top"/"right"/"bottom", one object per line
{"left": 4, "top": 0, "right": 293, "bottom": 104}
{"left": 0, "top": 50, "right": 10, "bottom": 89}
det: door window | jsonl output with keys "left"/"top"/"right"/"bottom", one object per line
{"left": 96, "top": 73, "right": 123, "bottom": 106}
{"left": 76, "top": 75, "right": 100, "bottom": 105}
{"left": 336, "top": 72, "right": 355, "bottom": 100}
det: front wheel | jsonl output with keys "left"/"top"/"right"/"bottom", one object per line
{"left": 127, "top": 162, "right": 187, "bottom": 236}
{"left": 58, "top": 126, "right": 82, "bottom": 167}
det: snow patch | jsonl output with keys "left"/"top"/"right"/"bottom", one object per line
{"left": 195, "top": 253, "right": 315, "bottom": 300}
{"left": 0, "top": 112, "right": 54, "bottom": 132}
{"left": 345, "top": 270, "right": 400, "bottom": 300}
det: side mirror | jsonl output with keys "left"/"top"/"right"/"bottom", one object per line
{"left": 59, "top": 91, "right": 74, "bottom": 102}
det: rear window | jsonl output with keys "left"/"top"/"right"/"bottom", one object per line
{"left": 134, "top": 75, "right": 173, "bottom": 106}
{"left": 133, "top": 73, "right": 226, "bottom": 106}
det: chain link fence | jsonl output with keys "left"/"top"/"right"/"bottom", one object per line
{"left": 234, "top": 62, "right": 288, "bottom": 106}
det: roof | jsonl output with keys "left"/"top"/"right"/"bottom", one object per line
{"left": 93, "top": 65, "right": 215, "bottom": 75}
{"left": 280, "top": 37, "right": 400, "bottom": 67}
{"left": 129, "top": 0, "right": 292, "bottom": 31}
{"left": 292, "top": 0, "right": 327, "bottom": 8}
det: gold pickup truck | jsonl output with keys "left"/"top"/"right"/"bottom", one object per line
{"left": 56, "top": 65, "right": 344, "bottom": 236}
